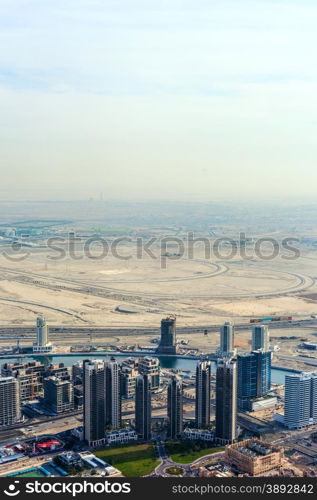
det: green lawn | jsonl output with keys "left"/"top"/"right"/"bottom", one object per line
{"left": 95, "top": 444, "right": 159, "bottom": 477}
{"left": 18, "top": 471, "right": 47, "bottom": 477}
{"left": 166, "top": 441, "right": 224, "bottom": 464}
{"left": 165, "top": 466, "right": 183, "bottom": 476}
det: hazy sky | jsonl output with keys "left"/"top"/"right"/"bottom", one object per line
{"left": 1, "top": 0, "right": 317, "bottom": 202}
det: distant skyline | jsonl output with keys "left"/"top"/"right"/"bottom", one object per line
{"left": 1, "top": 0, "right": 317, "bottom": 202}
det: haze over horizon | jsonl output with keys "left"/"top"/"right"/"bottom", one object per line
{"left": 1, "top": 0, "right": 317, "bottom": 202}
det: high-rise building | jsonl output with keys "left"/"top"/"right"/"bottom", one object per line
{"left": 120, "top": 364, "right": 139, "bottom": 399}
{"left": 73, "top": 385, "right": 83, "bottom": 409}
{"left": 2, "top": 361, "right": 45, "bottom": 401}
{"left": 167, "top": 376, "right": 183, "bottom": 439}
{"left": 83, "top": 359, "right": 106, "bottom": 446}
{"left": 237, "top": 351, "right": 271, "bottom": 411}
{"left": 72, "top": 361, "right": 83, "bottom": 385}
{"left": 138, "top": 357, "right": 160, "bottom": 390}
{"left": 0, "top": 377, "right": 21, "bottom": 426}
{"left": 11, "top": 369, "right": 42, "bottom": 402}
{"left": 37, "top": 316, "right": 48, "bottom": 345}
{"left": 195, "top": 361, "right": 211, "bottom": 428}
{"left": 121, "top": 358, "right": 140, "bottom": 370}
{"left": 156, "top": 316, "right": 177, "bottom": 354}
{"left": 105, "top": 360, "right": 121, "bottom": 429}
{"left": 43, "top": 376, "right": 74, "bottom": 414}
{"left": 45, "top": 363, "right": 70, "bottom": 381}
{"left": 215, "top": 359, "right": 237, "bottom": 444}
{"left": 284, "top": 372, "right": 317, "bottom": 429}
{"left": 1, "top": 361, "right": 71, "bottom": 402}
{"left": 135, "top": 374, "right": 152, "bottom": 441}
{"left": 33, "top": 316, "right": 52, "bottom": 353}
{"left": 220, "top": 322, "right": 234, "bottom": 354}
{"left": 252, "top": 325, "right": 270, "bottom": 352}
{"left": 311, "top": 373, "right": 317, "bottom": 423}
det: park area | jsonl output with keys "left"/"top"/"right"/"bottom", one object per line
{"left": 165, "top": 441, "right": 224, "bottom": 464}
{"left": 95, "top": 444, "right": 159, "bottom": 477}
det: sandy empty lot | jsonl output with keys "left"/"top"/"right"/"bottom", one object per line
{"left": 0, "top": 242, "right": 317, "bottom": 328}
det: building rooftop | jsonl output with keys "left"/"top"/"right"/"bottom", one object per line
{"left": 233, "top": 440, "right": 275, "bottom": 458}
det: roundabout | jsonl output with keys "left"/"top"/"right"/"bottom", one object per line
{"left": 164, "top": 466, "right": 184, "bottom": 476}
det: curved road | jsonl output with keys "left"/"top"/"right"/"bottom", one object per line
{"left": 153, "top": 440, "right": 224, "bottom": 477}
{"left": 0, "top": 296, "right": 89, "bottom": 323}
{"left": 0, "top": 261, "right": 314, "bottom": 301}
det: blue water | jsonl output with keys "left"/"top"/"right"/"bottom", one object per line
{"left": 0, "top": 353, "right": 294, "bottom": 384}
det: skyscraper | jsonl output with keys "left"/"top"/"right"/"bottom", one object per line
{"left": 72, "top": 361, "right": 83, "bottom": 385}
{"left": 105, "top": 360, "right": 121, "bottom": 429}
{"left": 135, "top": 374, "right": 152, "bottom": 441}
{"left": 83, "top": 359, "right": 106, "bottom": 446}
{"left": 156, "top": 316, "right": 177, "bottom": 355}
{"left": 0, "top": 377, "right": 21, "bottom": 426}
{"left": 120, "top": 364, "right": 139, "bottom": 399}
{"left": 36, "top": 316, "right": 48, "bottom": 345}
{"left": 284, "top": 372, "right": 317, "bottom": 429}
{"left": 195, "top": 361, "right": 211, "bottom": 428}
{"left": 33, "top": 316, "right": 52, "bottom": 353}
{"left": 311, "top": 373, "right": 317, "bottom": 424}
{"left": 252, "top": 325, "right": 270, "bottom": 352}
{"left": 220, "top": 322, "right": 235, "bottom": 354}
{"left": 215, "top": 359, "right": 237, "bottom": 444}
{"left": 167, "top": 376, "right": 183, "bottom": 439}
{"left": 237, "top": 350, "right": 271, "bottom": 411}
{"left": 138, "top": 357, "right": 160, "bottom": 390}
{"left": 43, "top": 376, "right": 74, "bottom": 414}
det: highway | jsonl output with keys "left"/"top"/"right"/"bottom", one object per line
{"left": 0, "top": 410, "right": 82, "bottom": 444}
{"left": 276, "top": 354, "right": 317, "bottom": 367}
{"left": 0, "top": 318, "right": 316, "bottom": 343}
{"left": 0, "top": 261, "right": 315, "bottom": 305}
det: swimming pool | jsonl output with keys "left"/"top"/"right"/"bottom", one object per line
{"left": 8, "top": 467, "right": 49, "bottom": 477}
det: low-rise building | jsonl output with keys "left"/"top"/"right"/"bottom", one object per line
{"left": 58, "top": 451, "right": 82, "bottom": 468}
{"left": 103, "top": 466, "right": 122, "bottom": 477}
{"left": 183, "top": 428, "right": 215, "bottom": 442}
{"left": 106, "top": 428, "right": 138, "bottom": 445}
{"left": 225, "top": 439, "right": 283, "bottom": 476}
{"left": 71, "top": 426, "right": 84, "bottom": 441}
{"left": 79, "top": 451, "right": 108, "bottom": 469}
{"left": 301, "top": 342, "right": 317, "bottom": 350}
{"left": 250, "top": 396, "right": 277, "bottom": 412}
{"left": 78, "top": 451, "right": 122, "bottom": 476}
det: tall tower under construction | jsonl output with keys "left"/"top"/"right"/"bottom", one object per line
{"left": 156, "top": 316, "right": 177, "bottom": 355}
